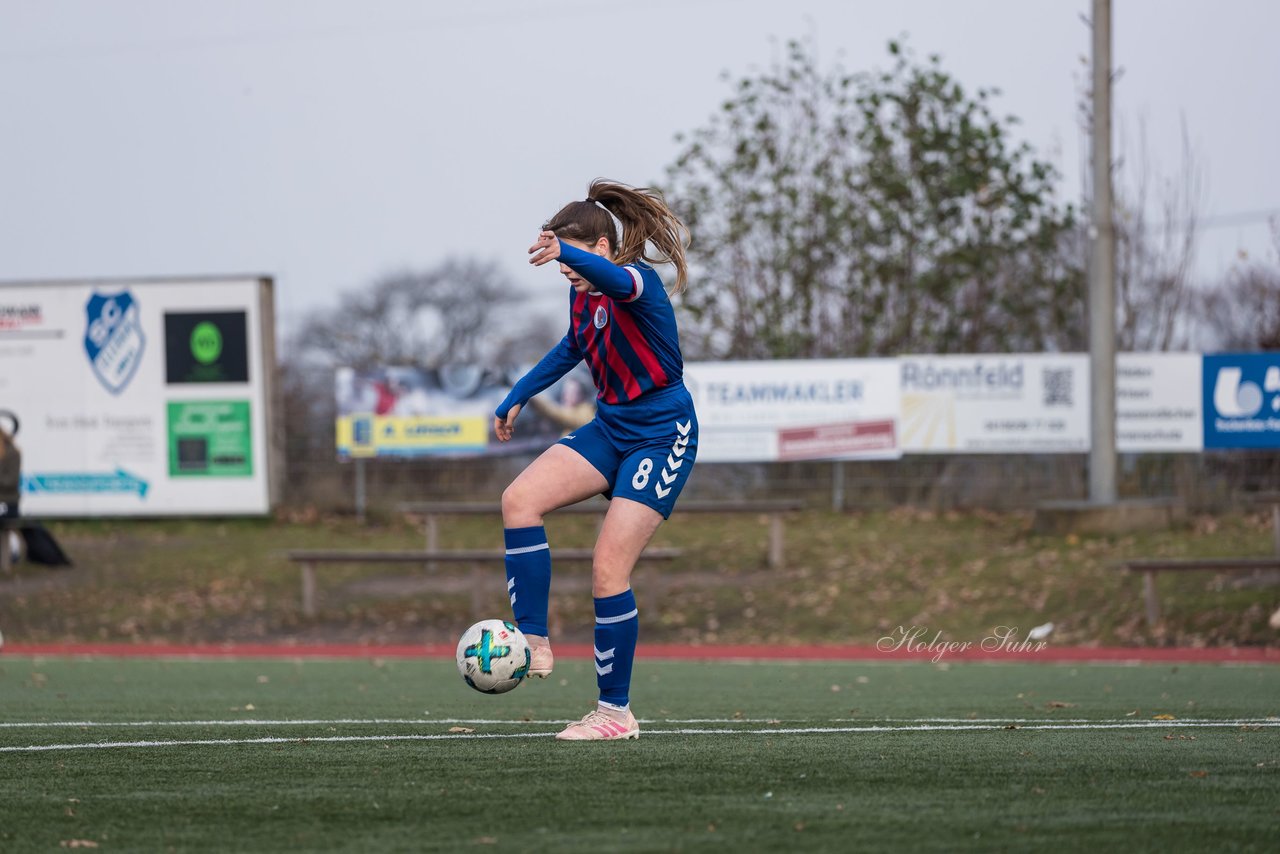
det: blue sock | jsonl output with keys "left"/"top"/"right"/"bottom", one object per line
{"left": 594, "top": 589, "right": 639, "bottom": 707}
{"left": 504, "top": 526, "right": 550, "bottom": 637}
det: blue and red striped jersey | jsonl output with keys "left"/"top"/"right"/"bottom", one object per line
{"left": 496, "top": 240, "right": 684, "bottom": 417}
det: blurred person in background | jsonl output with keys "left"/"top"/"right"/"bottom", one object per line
{"left": 0, "top": 410, "right": 72, "bottom": 570}
{"left": 527, "top": 377, "right": 596, "bottom": 438}
{"left": 0, "top": 411, "right": 20, "bottom": 522}
{"left": 0, "top": 412, "right": 21, "bottom": 571}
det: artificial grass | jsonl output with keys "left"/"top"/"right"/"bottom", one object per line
{"left": 1, "top": 657, "right": 1276, "bottom": 852}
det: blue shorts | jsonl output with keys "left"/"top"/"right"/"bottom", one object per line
{"left": 558, "top": 382, "right": 698, "bottom": 519}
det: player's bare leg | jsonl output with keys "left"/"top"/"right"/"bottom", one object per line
{"left": 557, "top": 497, "right": 661, "bottom": 741}
{"left": 502, "top": 444, "right": 608, "bottom": 528}
{"left": 590, "top": 497, "right": 662, "bottom": 597}
{"left": 502, "top": 444, "right": 608, "bottom": 677}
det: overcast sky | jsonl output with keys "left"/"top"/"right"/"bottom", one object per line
{"left": 2, "top": 0, "right": 1277, "bottom": 338}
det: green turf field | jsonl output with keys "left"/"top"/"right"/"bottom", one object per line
{"left": 1, "top": 656, "right": 1277, "bottom": 852}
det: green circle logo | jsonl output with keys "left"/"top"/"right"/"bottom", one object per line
{"left": 190, "top": 321, "right": 223, "bottom": 365}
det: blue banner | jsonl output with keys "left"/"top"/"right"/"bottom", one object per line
{"left": 22, "top": 469, "right": 150, "bottom": 498}
{"left": 1202, "top": 353, "right": 1280, "bottom": 449}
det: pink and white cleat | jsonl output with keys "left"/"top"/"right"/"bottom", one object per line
{"left": 555, "top": 707, "right": 640, "bottom": 741}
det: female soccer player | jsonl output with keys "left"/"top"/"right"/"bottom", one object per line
{"left": 494, "top": 179, "right": 696, "bottom": 741}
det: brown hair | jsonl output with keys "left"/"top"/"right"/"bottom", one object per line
{"left": 543, "top": 178, "right": 691, "bottom": 293}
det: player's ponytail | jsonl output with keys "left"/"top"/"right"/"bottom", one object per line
{"left": 543, "top": 179, "right": 691, "bottom": 294}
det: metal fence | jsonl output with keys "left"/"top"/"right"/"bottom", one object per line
{"left": 280, "top": 451, "right": 1280, "bottom": 517}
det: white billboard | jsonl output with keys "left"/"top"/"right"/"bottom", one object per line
{"left": 1116, "top": 352, "right": 1203, "bottom": 452}
{"left": 684, "top": 359, "right": 900, "bottom": 462}
{"left": 899, "top": 354, "right": 1090, "bottom": 453}
{"left": 0, "top": 277, "right": 277, "bottom": 516}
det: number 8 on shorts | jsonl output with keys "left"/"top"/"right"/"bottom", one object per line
{"left": 615, "top": 418, "right": 697, "bottom": 520}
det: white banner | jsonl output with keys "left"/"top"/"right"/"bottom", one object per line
{"left": 0, "top": 278, "right": 274, "bottom": 516}
{"left": 1116, "top": 352, "right": 1203, "bottom": 452}
{"left": 899, "top": 354, "right": 1090, "bottom": 453}
{"left": 684, "top": 359, "right": 900, "bottom": 462}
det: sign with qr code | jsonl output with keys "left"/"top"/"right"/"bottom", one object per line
{"left": 899, "top": 355, "right": 1089, "bottom": 453}
{"left": 1116, "top": 353, "right": 1203, "bottom": 451}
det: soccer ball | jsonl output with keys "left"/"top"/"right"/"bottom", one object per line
{"left": 455, "top": 619, "right": 530, "bottom": 694}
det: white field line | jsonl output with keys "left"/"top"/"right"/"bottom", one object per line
{"left": 0, "top": 718, "right": 826, "bottom": 728}
{"left": 1, "top": 716, "right": 1277, "bottom": 729}
{"left": 788, "top": 716, "right": 1280, "bottom": 726}
{"left": 2, "top": 720, "right": 1277, "bottom": 753}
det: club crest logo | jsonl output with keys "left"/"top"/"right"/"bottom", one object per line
{"left": 594, "top": 305, "right": 608, "bottom": 329}
{"left": 84, "top": 290, "right": 145, "bottom": 395}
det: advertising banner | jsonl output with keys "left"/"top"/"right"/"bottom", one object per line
{"left": 899, "top": 354, "right": 1089, "bottom": 453}
{"left": 1115, "top": 353, "right": 1202, "bottom": 452}
{"left": 335, "top": 365, "right": 593, "bottom": 458}
{"left": 167, "top": 400, "right": 254, "bottom": 476}
{"left": 683, "top": 359, "right": 900, "bottom": 462}
{"left": 1202, "top": 352, "right": 1280, "bottom": 449}
{"left": 0, "top": 277, "right": 274, "bottom": 516}
{"left": 333, "top": 352, "right": 1280, "bottom": 462}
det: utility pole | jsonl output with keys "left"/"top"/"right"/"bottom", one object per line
{"left": 1089, "top": 0, "right": 1117, "bottom": 504}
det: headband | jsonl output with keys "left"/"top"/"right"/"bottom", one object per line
{"left": 585, "top": 198, "right": 624, "bottom": 243}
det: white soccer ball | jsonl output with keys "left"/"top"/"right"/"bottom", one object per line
{"left": 455, "top": 619, "right": 530, "bottom": 694}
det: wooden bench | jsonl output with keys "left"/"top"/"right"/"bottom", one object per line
{"left": 283, "top": 546, "right": 684, "bottom": 618}
{"left": 1119, "top": 557, "right": 1280, "bottom": 627}
{"left": 397, "top": 498, "right": 805, "bottom": 570}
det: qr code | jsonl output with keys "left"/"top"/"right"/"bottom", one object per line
{"left": 1042, "top": 368, "right": 1073, "bottom": 406}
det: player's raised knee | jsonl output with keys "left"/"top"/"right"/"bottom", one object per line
{"left": 499, "top": 482, "right": 525, "bottom": 524}
{"left": 501, "top": 481, "right": 541, "bottom": 528}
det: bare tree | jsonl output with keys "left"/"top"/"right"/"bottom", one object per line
{"left": 1199, "top": 220, "right": 1280, "bottom": 350}
{"left": 1076, "top": 58, "right": 1205, "bottom": 351}
{"left": 276, "top": 258, "right": 557, "bottom": 501}
{"left": 290, "top": 258, "right": 531, "bottom": 371}
{"left": 1114, "top": 120, "right": 1204, "bottom": 350}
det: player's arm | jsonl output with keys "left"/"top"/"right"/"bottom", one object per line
{"left": 531, "top": 235, "right": 645, "bottom": 303}
{"left": 494, "top": 334, "right": 583, "bottom": 441}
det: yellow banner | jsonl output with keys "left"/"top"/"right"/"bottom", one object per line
{"left": 336, "top": 415, "right": 489, "bottom": 458}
